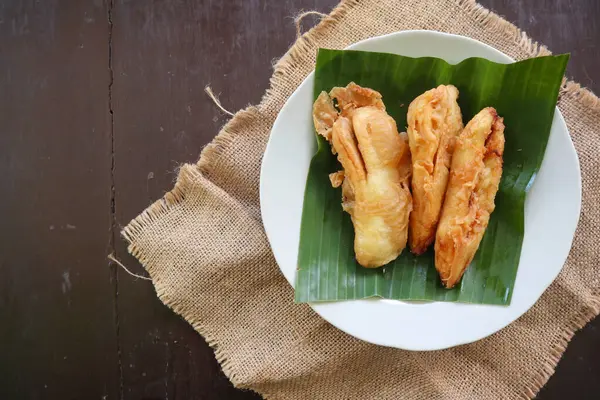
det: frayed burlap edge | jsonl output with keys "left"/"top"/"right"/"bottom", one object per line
{"left": 122, "top": 0, "right": 600, "bottom": 398}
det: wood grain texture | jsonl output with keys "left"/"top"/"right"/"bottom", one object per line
{"left": 0, "top": 0, "right": 119, "bottom": 399}
{"left": 0, "top": 0, "right": 598, "bottom": 399}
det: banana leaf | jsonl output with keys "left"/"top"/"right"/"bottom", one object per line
{"left": 295, "top": 48, "right": 568, "bottom": 305}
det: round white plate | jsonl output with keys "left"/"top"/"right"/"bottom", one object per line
{"left": 260, "top": 30, "right": 581, "bottom": 350}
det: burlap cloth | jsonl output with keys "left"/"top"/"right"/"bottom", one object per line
{"left": 122, "top": 0, "right": 600, "bottom": 398}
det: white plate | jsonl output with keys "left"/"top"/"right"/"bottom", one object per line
{"left": 260, "top": 31, "right": 581, "bottom": 350}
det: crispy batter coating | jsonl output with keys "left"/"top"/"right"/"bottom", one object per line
{"left": 313, "top": 83, "right": 412, "bottom": 268}
{"left": 329, "top": 82, "right": 385, "bottom": 117}
{"left": 434, "top": 107, "right": 505, "bottom": 288}
{"left": 407, "top": 85, "right": 463, "bottom": 255}
{"left": 313, "top": 91, "right": 338, "bottom": 142}
{"left": 329, "top": 170, "right": 345, "bottom": 188}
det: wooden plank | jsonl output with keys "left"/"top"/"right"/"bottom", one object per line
{"left": 0, "top": 1, "right": 118, "bottom": 399}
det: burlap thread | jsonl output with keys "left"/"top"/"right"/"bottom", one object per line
{"left": 123, "top": 0, "right": 600, "bottom": 398}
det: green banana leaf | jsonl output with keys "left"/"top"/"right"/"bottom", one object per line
{"left": 295, "top": 48, "right": 569, "bottom": 305}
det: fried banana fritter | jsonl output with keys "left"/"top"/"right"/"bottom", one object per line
{"left": 434, "top": 107, "right": 505, "bottom": 288}
{"left": 312, "top": 83, "right": 412, "bottom": 268}
{"left": 407, "top": 85, "right": 463, "bottom": 255}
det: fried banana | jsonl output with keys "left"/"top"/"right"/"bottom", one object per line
{"left": 312, "top": 83, "right": 412, "bottom": 268}
{"left": 407, "top": 85, "right": 463, "bottom": 255}
{"left": 435, "top": 107, "right": 505, "bottom": 288}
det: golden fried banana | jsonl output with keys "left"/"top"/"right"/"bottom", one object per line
{"left": 313, "top": 83, "right": 412, "bottom": 268}
{"left": 342, "top": 107, "right": 412, "bottom": 267}
{"left": 435, "top": 107, "right": 505, "bottom": 288}
{"left": 407, "top": 85, "right": 463, "bottom": 255}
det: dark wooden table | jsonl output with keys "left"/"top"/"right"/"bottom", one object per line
{"left": 1, "top": 1, "right": 598, "bottom": 399}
